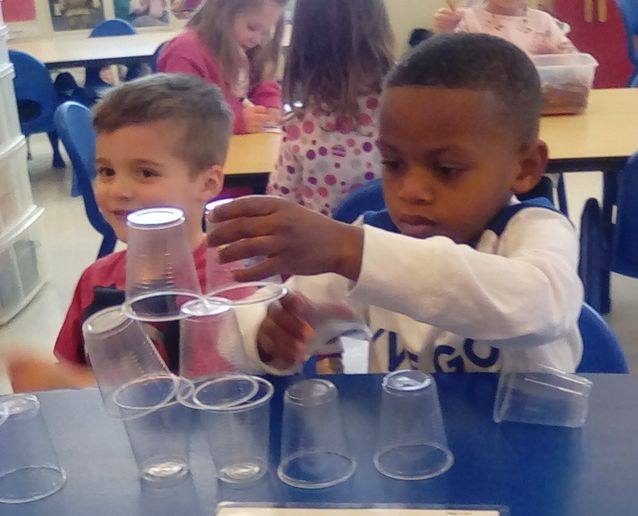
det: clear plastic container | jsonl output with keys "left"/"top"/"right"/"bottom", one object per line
{"left": 0, "top": 207, "right": 45, "bottom": 325}
{"left": 532, "top": 53, "right": 599, "bottom": 115}
{"left": 0, "top": 25, "right": 9, "bottom": 65}
{"left": 0, "top": 137, "right": 35, "bottom": 232}
{"left": 0, "top": 64, "right": 21, "bottom": 149}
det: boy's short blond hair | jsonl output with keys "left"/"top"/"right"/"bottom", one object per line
{"left": 93, "top": 73, "right": 233, "bottom": 173}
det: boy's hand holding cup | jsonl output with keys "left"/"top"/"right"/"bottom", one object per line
{"left": 207, "top": 196, "right": 364, "bottom": 282}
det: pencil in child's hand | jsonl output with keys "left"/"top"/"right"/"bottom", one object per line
{"left": 446, "top": 0, "right": 458, "bottom": 11}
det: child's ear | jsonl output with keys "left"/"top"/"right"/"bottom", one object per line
{"left": 199, "top": 164, "right": 224, "bottom": 200}
{"left": 511, "top": 139, "right": 549, "bottom": 195}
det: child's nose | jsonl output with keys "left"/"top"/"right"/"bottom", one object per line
{"left": 399, "top": 168, "right": 435, "bottom": 204}
{"left": 109, "top": 175, "right": 134, "bottom": 199}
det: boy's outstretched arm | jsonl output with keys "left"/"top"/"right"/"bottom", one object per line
{"left": 208, "top": 196, "right": 363, "bottom": 282}
{"left": 6, "top": 353, "right": 96, "bottom": 393}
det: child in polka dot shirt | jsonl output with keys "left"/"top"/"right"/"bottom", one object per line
{"left": 267, "top": 0, "right": 395, "bottom": 216}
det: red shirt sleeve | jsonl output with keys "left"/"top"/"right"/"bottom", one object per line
{"left": 249, "top": 81, "right": 282, "bottom": 109}
{"left": 53, "top": 269, "right": 90, "bottom": 365}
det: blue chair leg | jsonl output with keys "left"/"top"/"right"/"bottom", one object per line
{"left": 48, "top": 131, "right": 65, "bottom": 169}
{"left": 557, "top": 173, "right": 569, "bottom": 217}
{"left": 579, "top": 198, "right": 605, "bottom": 313}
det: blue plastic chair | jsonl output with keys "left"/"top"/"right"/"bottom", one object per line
{"left": 332, "top": 179, "right": 384, "bottom": 222}
{"left": 85, "top": 19, "right": 137, "bottom": 103}
{"left": 150, "top": 42, "right": 166, "bottom": 73}
{"left": 9, "top": 50, "right": 65, "bottom": 169}
{"left": 615, "top": 0, "right": 638, "bottom": 86}
{"left": 54, "top": 101, "right": 116, "bottom": 258}
{"left": 576, "top": 304, "right": 629, "bottom": 373}
{"left": 579, "top": 152, "right": 638, "bottom": 313}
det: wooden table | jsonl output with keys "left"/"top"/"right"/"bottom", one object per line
{"left": 224, "top": 132, "right": 281, "bottom": 190}
{"left": 8, "top": 31, "right": 180, "bottom": 69}
{"left": 542, "top": 88, "right": 638, "bottom": 173}
{"left": 541, "top": 88, "right": 638, "bottom": 313}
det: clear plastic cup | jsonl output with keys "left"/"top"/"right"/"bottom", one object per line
{"left": 493, "top": 365, "right": 593, "bottom": 428}
{"left": 374, "top": 370, "right": 454, "bottom": 481}
{"left": 208, "top": 282, "right": 287, "bottom": 308}
{"left": 121, "top": 394, "right": 192, "bottom": 485}
{"left": 82, "top": 306, "right": 178, "bottom": 420}
{"left": 278, "top": 379, "right": 356, "bottom": 489}
{"left": 123, "top": 207, "right": 203, "bottom": 322}
{"left": 200, "top": 376, "right": 273, "bottom": 485}
{"left": 205, "top": 198, "right": 281, "bottom": 291}
{"left": 178, "top": 297, "right": 257, "bottom": 409}
{"left": 0, "top": 395, "right": 67, "bottom": 504}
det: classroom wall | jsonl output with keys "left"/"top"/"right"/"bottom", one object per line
{"left": 384, "top": 0, "right": 444, "bottom": 56}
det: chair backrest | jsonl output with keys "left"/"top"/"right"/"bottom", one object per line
{"left": 9, "top": 50, "right": 58, "bottom": 134}
{"left": 85, "top": 19, "right": 137, "bottom": 90}
{"left": 54, "top": 101, "right": 115, "bottom": 249}
{"left": 612, "top": 152, "right": 638, "bottom": 278}
{"left": 150, "top": 42, "right": 167, "bottom": 73}
{"left": 332, "top": 179, "right": 384, "bottom": 223}
{"left": 90, "top": 18, "right": 136, "bottom": 37}
{"left": 577, "top": 304, "right": 629, "bottom": 373}
{"left": 615, "top": 0, "right": 638, "bottom": 67}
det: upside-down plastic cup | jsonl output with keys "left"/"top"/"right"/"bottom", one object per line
{"left": 178, "top": 298, "right": 257, "bottom": 410}
{"left": 200, "top": 376, "right": 273, "bottom": 484}
{"left": 205, "top": 198, "right": 281, "bottom": 292}
{"left": 374, "top": 370, "right": 454, "bottom": 481}
{"left": 124, "top": 207, "right": 202, "bottom": 322}
{"left": 278, "top": 379, "right": 356, "bottom": 489}
{"left": 493, "top": 364, "right": 593, "bottom": 428}
{"left": 83, "top": 306, "right": 179, "bottom": 421}
{"left": 121, "top": 393, "right": 192, "bottom": 485}
{"left": 0, "top": 395, "right": 67, "bottom": 504}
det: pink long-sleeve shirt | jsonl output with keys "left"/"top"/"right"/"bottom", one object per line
{"left": 157, "top": 30, "right": 282, "bottom": 134}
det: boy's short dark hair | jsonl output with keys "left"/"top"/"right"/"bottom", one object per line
{"left": 93, "top": 73, "right": 232, "bottom": 173}
{"left": 386, "top": 33, "right": 541, "bottom": 146}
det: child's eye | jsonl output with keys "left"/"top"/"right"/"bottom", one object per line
{"left": 438, "top": 165, "right": 463, "bottom": 178}
{"left": 381, "top": 159, "right": 403, "bottom": 173}
{"left": 96, "top": 167, "right": 114, "bottom": 177}
{"left": 139, "top": 168, "right": 159, "bottom": 179}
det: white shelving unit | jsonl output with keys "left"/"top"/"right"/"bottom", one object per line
{"left": 0, "top": 3, "right": 47, "bottom": 325}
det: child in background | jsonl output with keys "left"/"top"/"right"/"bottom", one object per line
{"left": 267, "top": 0, "right": 394, "bottom": 216}
{"left": 209, "top": 34, "right": 584, "bottom": 375}
{"left": 7, "top": 74, "right": 235, "bottom": 392}
{"left": 434, "top": 0, "right": 577, "bottom": 55}
{"left": 158, "top": 0, "right": 286, "bottom": 134}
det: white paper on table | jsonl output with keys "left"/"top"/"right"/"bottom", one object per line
{"left": 217, "top": 507, "right": 504, "bottom": 516}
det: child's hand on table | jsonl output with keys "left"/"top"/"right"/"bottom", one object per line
{"left": 6, "top": 353, "right": 96, "bottom": 393}
{"left": 434, "top": 7, "right": 463, "bottom": 33}
{"left": 243, "top": 105, "right": 271, "bottom": 133}
{"left": 207, "top": 196, "right": 364, "bottom": 282}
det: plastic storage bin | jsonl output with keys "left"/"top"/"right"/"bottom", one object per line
{"left": 0, "top": 25, "right": 8, "bottom": 64}
{"left": 0, "top": 207, "right": 46, "bottom": 325}
{"left": 0, "top": 136, "right": 35, "bottom": 232}
{"left": 532, "top": 53, "right": 599, "bottom": 115}
{"left": 0, "top": 63, "right": 20, "bottom": 149}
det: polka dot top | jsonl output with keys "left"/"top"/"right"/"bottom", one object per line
{"left": 267, "top": 95, "right": 382, "bottom": 216}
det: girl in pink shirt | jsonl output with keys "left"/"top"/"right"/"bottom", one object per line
{"left": 434, "top": 0, "right": 577, "bottom": 56}
{"left": 267, "top": 0, "right": 394, "bottom": 216}
{"left": 158, "top": 0, "right": 287, "bottom": 134}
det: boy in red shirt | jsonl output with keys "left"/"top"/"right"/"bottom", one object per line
{"left": 8, "top": 73, "right": 234, "bottom": 391}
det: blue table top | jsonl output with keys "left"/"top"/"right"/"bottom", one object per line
{"left": 1, "top": 373, "right": 637, "bottom": 516}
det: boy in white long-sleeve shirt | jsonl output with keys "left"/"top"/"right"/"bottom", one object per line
{"left": 209, "top": 33, "right": 584, "bottom": 375}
